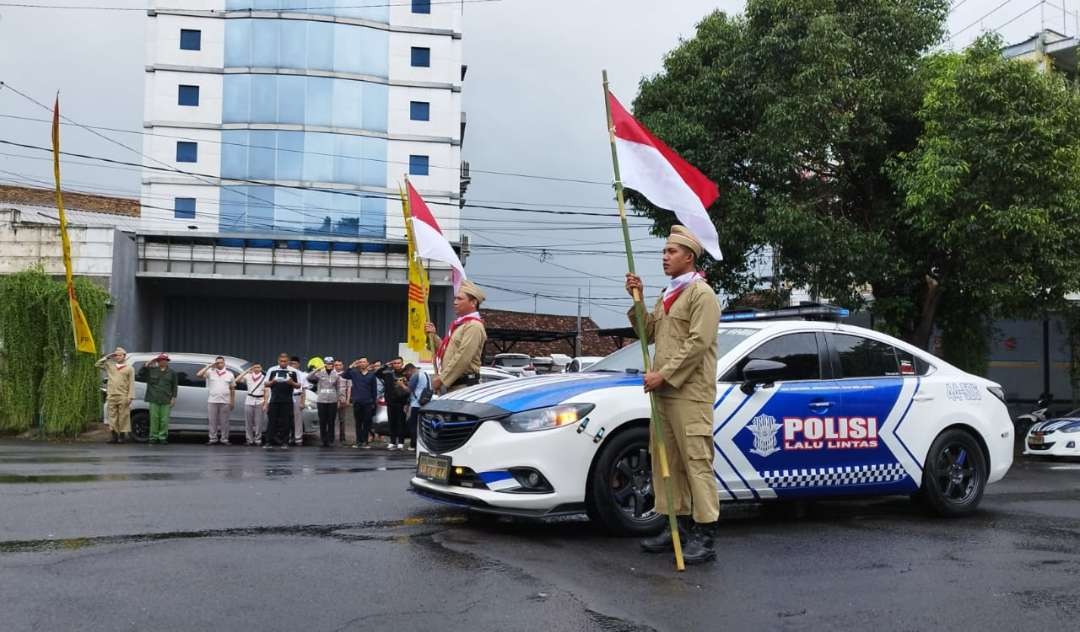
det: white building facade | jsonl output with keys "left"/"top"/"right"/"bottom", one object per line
{"left": 141, "top": 0, "right": 464, "bottom": 241}
{"left": 130, "top": 0, "right": 464, "bottom": 362}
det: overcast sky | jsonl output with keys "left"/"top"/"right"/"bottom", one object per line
{"left": 0, "top": 0, "right": 1056, "bottom": 326}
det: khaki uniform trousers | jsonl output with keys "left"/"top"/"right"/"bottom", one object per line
{"left": 651, "top": 395, "right": 720, "bottom": 524}
{"left": 105, "top": 396, "right": 131, "bottom": 433}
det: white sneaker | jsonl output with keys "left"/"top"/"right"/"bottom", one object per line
{"left": 387, "top": 444, "right": 399, "bottom": 451}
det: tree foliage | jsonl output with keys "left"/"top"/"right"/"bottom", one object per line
{"left": 626, "top": 0, "right": 1080, "bottom": 371}
{"left": 0, "top": 268, "right": 108, "bottom": 436}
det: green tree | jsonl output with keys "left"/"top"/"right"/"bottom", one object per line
{"left": 627, "top": 1, "right": 1080, "bottom": 372}
{"left": 891, "top": 36, "right": 1080, "bottom": 372}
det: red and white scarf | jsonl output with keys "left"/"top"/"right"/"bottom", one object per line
{"left": 661, "top": 271, "right": 704, "bottom": 313}
{"left": 435, "top": 311, "right": 482, "bottom": 371}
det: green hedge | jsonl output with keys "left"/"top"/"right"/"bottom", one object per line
{"left": 0, "top": 268, "right": 109, "bottom": 436}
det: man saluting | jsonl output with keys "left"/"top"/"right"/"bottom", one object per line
{"left": 425, "top": 280, "right": 488, "bottom": 393}
{"left": 625, "top": 225, "right": 721, "bottom": 565}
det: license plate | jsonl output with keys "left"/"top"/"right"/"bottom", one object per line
{"left": 1029, "top": 435, "right": 1044, "bottom": 446}
{"left": 417, "top": 453, "right": 451, "bottom": 484}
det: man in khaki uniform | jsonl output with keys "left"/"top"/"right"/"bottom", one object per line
{"left": 96, "top": 346, "right": 136, "bottom": 444}
{"left": 625, "top": 225, "right": 721, "bottom": 564}
{"left": 425, "top": 280, "right": 488, "bottom": 393}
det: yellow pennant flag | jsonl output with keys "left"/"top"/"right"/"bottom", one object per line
{"left": 401, "top": 183, "right": 431, "bottom": 359}
{"left": 52, "top": 96, "right": 97, "bottom": 355}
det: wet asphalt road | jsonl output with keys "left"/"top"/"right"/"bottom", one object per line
{"left": 1, "top": 440, "right": 1078, "bottom": 632}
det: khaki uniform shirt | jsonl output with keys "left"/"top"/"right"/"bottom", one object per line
{"left": 629, "top": 279, "right": 721, "bottom": 404}
{"left": 440, "top": 320, "right": 487, "bottom": 390}
{"left": 97, "top": 358, "right": 135, "bottom": 401}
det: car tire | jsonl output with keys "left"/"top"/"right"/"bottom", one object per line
{"left": 586, "top": 425, "right": 666, "bottom": 537}
{"left": 920, "top": 428, "right": 987, "bottom": 517}
{"left": 129, "top": 411, "right": 150, "bottom": 443}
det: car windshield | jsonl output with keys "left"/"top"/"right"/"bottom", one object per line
{"left": 495, "top": 357, "right": 531, "bottom": 367}
{"left": 589, "top": 328, "right": 757, "bottom": 374}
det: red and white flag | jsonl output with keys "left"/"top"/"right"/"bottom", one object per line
{"left": 608, "top": 91, "right": 722, "bottom": 260}
{"left": 406, "top": 180, "right": 465, "bottom": 290}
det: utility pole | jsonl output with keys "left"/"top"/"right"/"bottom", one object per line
{"left": 575, "top": 287, "right": 582, "bottom": 357}
{"left": 533, "top": 293, "right": 538, "bottom": 315}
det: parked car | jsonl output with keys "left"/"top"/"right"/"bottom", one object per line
{"left": 568, "top": 356, "right": 604, "bottom": 372}
{"left": 309, "top": 364, "right": 516, "bottom": 438}
{"left": 491, "top": 353, "right": 536, "bottom": 377}
{"left": 1023, "top": 407, "right": 1080, "bottom": 457}
{"left": 411, "top": 306, "right": 1014, "bottom": 535}
{"left": 100, "top": 352, "right": 319, "bottom": 443}
{"left": 531, "top": 356, "right": 556, "bottom": 374}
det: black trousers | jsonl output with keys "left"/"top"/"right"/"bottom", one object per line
{"left": 353, "top": 402, "right": 374, "bottom": 445}
{"left": 267, "top": 401, "right": 292, "bottom": 446}
{"left": 388, "top": 403, "right": 407, "bottom": 445}
{"left": 407, "top": 408, "right": 420, "bottom": 448}
{"left": 317, "top": 402, "right": 338, "bottom": 446}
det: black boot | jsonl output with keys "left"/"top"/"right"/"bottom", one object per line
{"left": 108, "top": 431, "right": 119, "bottom": 444}
{"left": 117, "top": 432, "right": 129, "bottom": 444}
{"left": 640, "top": 516, "right": 690, "bottom": 553}
{"left": 681, "top": 522, "right": 717, "bottom": 565}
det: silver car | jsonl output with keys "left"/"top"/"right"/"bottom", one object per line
{"left": 101, "top": 352, "right": 318, "bottom": 442}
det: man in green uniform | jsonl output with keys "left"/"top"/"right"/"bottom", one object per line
{"left": 96, "top": 346, "right": 135, "bottom": 444}
{"left": 625, "top": 225, "right": 721, "bottom": 564}
{"left": 137, "top": 353, "right": 178, "bottom": 444}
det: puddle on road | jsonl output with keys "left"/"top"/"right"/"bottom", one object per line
{"left": 0, "top": 464, "right": 414, "bottom": 484}
{"left": 0, "top": 514, "right": 467, "bottom": 554}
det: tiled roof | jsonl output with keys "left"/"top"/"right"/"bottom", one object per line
{"left": 480, "top": 308, "right": 624, "bottom": 358}
{"left": 0, "top": 185, "right": 139, "bottom": 217}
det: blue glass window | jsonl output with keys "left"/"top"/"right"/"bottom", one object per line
{"left": 180, "top": 29, "right": 201, "bottom": 51}
{"left": 220, "top": 131, "right": 248, "bottom": 179}
{"left": 176, "top": 141, "right": 198, "bottom": 163}
{"left": 408, "top": 154, "right": 429, "bottom": 176}
{"left": 409, "top": 101, "right": 430, "bottom": 121}
{"left": 252, "top": 20, "right": 279, "bottom": 67}
{"left": 178, "top": 85, "right": 200, "bottom": 106}
{"left": 250, "top": 75, "right": 278, "bottom": 121}
{"left": 412, "top": 0, "right": 431, "bottom": 14}
{"left": 174, "top": 197, "right": 196, "bottom": 219}
{"left": 410, "top": 47, "right": 430, "bottom": 68}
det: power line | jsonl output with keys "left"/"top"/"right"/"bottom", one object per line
{"left": 947, "top": 0, "right": 1017, "bottom": 40}
{"left": 0, "top": 0, "right": 502, "bottom": 11}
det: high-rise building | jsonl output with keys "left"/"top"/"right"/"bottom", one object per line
{"left": 142, "top": 0, "right": 464, "bottom": 241}
{"left": 130, "top": 1, "right": 466, "bottom": 361}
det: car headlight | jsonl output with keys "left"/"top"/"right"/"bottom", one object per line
{"left": 987, "top": 386, "right": 1006, "bottom": 404}
{"left": 499, "top": 404, "right": 595, "bottom": 433}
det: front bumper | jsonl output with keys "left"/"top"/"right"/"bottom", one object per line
{"left": 1023, "top": 433, "right": 1080, "bottom": 456}
{"left": 409, "top": 406, "right": 600, "bottom": 515}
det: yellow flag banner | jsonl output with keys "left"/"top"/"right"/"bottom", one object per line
{"left": 52, "top": 96, "right": 97, "bottom": 354}
{"left": 401, "top": 183, "right": 431, "bottom": 359}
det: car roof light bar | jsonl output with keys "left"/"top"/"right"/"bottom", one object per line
{"left": 720, "top": 303, "right": 850, "bottom": 322}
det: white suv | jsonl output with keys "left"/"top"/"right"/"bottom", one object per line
{"left": 411, "top": 308, "right": 1014, "bottom": 535}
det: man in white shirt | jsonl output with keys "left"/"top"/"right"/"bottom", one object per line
{"left": 289, "top": 356, "right": 308, "bottom": 446}
{"left": 197, "top": 356, "right": 235, "bottom": 445}
{"left": 236, "top": 363, "right": 267, "bottom": 446}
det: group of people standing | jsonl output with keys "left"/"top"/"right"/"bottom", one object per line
{"left": 95, "top": 280, "right": 490, "bottom": 450}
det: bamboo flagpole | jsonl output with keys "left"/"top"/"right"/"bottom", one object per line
{"left": 51, "top": 94, "right": 97, "bottom": 355}
{"left": 602, "top": 70, "right": 684, "bottom": 571}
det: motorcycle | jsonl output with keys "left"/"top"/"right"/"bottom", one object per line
{"left": 1014, "top": 395, "right": 1052, "bottom": 438}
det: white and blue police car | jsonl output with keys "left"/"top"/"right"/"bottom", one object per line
{"left": 1023, "top": 407, "right": 1080, "bottom": 457}
{"left": 410, "top": 306, "right": 1014, "bottom": 535}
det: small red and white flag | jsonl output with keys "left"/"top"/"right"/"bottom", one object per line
{"left": 608, "top": 91, "right": 722, "bottom": 260}
{"left": 406, "top": 180, "right": 466, "bottom": 290}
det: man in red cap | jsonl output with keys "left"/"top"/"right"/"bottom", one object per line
{"left": 136, "top": 354, "right": 178, "bottom": 445}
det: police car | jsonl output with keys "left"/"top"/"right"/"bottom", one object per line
{"left": 1023, "top": 407, "right": 1080, "bottom": 457}
{"left": 410, "top": 306, "right": 1014, "bottom": 535}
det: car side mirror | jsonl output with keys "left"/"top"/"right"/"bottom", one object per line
{"left": 740, "top": 359, "right": 787, "bottom": 394}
